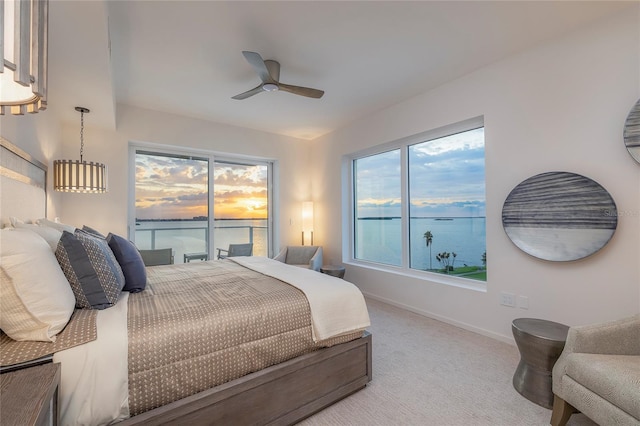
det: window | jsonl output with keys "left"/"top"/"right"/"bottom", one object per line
{"left": 130, "top": 145, "right": 273, "bottom": 262}
{"left": 354, "top": 150, "right": 402, "bottom": 266}
{"left": 350, "top": 118, "right": 486, "bottom": 283}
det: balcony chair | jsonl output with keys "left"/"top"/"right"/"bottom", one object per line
{"left": 273, "top": 246, "right": 323, "bottom": 271}
{"left": 217, "top": 243, "right": 253, "bottom": 260}
{"left": 139, "top": 248, "right": 174, "bottom": 266}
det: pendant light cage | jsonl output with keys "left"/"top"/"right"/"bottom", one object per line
{"left": 53, "top": 107, "right": 107, "bottom": 193}
{"left": 0, "top": 0, "right": 49, "bottom": 115}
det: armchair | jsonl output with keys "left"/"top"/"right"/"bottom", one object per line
{"left": 273, "top": 246, "right": 322, "bottom": 271}
{"left": 551, "top": 314, "right": 640, "bottom": 426}
{"left": 217, "top": 243, "right": 253, "bottom": 260}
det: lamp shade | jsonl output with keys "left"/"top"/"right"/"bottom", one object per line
{"left": 302, "top": 201, "right": 314, "bottom": 232}
{"left": 53, "top": 160, "right": 107, "bottom": 193}
{"left": 0, "top": 0, "right": 48, "bottom": 115}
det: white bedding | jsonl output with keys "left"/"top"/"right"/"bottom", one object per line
{"left": 53, "top": 292, "right": 130, "bottom": 426}
{"left": 230, "top": 256, "right": 371, "bottom": 341}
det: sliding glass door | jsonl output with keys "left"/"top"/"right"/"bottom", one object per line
{"left": 212, "top": 161, "right": 269, "bottom": 257}
{"left": 131, "top": 146, "right": 273, "bottom": 263}
{"left": 133, "top": 150, "right": 209, "bottom": 263}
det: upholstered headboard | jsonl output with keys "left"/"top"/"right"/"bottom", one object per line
{"left": 0, "top": 137, "right": 48, "bottom": 225}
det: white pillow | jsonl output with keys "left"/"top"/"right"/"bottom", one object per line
{"left": 35, "top": 218, "right": 76, "bottom": 233}
{"left": 0, "top": 228, "right": 76, "bottom": 342}
{"left": 13, "top": 222, "right": 62, "bottom": 252}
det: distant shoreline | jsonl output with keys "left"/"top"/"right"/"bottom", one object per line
{"left": 136, "top": 217, "right": 266, "bottom": 222}
{"left": 358, "top": 216, "right": 486, "bottom": 220}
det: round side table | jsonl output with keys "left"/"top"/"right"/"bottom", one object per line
{"left": 512, "top": 318, "right": 569, "bottom": 409}
{"left": 320, "top": 265, "right": 346, "bottom": 279}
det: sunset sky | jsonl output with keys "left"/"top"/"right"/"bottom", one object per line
{"left": 135, "top": 153, "right": 268, "bottom": 220}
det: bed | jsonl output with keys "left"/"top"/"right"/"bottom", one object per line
{"left": 0, "top": 137, "right": 373, "bottom": 425}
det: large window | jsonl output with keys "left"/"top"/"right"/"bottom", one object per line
{"left": 130, "top": 145, "right": 273, "bottom": 262}
{"left": 351, "top": 118, "right": 486, "bottom": 283}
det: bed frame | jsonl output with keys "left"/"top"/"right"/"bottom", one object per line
{"left": 2, "top": 137, "right": 373, "bottom": 425}
{"left": 121, "top": 332, "right": 372, "bottom": 425}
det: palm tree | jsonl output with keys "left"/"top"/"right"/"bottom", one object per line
{"left": 423, "top": 231, "right": 433, "bottom": 270}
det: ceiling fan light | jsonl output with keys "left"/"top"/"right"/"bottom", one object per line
{"left": 263, "top": 83, "right": 279, "bottom": 92}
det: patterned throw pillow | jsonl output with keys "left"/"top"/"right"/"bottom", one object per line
{"left": 82, "top": 225, "right": 106, "bottom": 239}
{"left": 56, "top": 229, "right": 125, "bottom": 310}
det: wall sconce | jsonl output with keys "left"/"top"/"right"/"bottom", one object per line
{"left": 53, "top": 107, "right": 107, "bottom": 193}
{"left": 302, "top": 201, "right": 314, "bottom": 245}
{"left": 0, "top": 0, "right": 48, "bottom": 115}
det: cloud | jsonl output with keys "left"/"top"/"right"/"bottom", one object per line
{"left": 355, "top": 128, "right": 485, "bottom": 218}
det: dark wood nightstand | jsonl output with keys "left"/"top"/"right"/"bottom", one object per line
{"left": 0, "top": 362, "right": 60, "bottom": 426}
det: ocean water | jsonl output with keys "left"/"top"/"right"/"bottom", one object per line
{"left": 134, "top": 219, "right": 268, "bottom": 263}
{"left": 135, "top": 217, "right": 486, "bottom": 270}
{"left": 356, "top": 217, "right": 486, "bottom": 270}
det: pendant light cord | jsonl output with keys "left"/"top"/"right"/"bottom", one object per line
{"left": 79, "top": 109, "right": 85, "bottom": 163}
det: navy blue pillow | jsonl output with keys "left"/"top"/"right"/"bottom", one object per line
{"left": 106, "top": 233, "right": 147, "bottom": 293}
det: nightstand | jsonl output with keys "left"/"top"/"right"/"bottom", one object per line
{"left": 0, "top": 362, "right": 60, "bottom": 426}
{"left": 320, "top": 265, "right": 346, "bottom": 279}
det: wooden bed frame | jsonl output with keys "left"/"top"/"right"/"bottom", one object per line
{"left": 121, "top": 332, "right": 372, "bottom": 425}
{"left": 2, "top": 137, "right": 373, "bottom": 426}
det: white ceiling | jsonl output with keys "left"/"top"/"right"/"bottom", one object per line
{"left": 46, "top": 1, "right": 632, "bottom": 140}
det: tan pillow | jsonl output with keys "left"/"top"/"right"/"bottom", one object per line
{"left": 0, "top": 228, "right": 75, "bottom": 342}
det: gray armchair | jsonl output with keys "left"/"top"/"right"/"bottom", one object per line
{"left": 217, "top": 243, "right": 253, "bottom": 260}
{"left": 273, "top": 246, "right": 322, "bottom": 271}
{"left": 551, "top": 314, "right": 640, "bottom": 426}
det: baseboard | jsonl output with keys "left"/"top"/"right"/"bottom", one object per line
{"left": 361, "top": 291, "right": 515, "bottom": 346}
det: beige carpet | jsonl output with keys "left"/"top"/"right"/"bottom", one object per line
{"left": 299, "top": 298, "right": 596, "bottom": 426}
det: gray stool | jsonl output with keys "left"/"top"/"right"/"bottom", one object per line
{"left": 512, "top": 318, "right": 569, "bottom": 409}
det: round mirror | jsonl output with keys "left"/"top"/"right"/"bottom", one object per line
{"left": 502, "top": 171, "right": 617, "bottom": 261}
{"left": 624, "top": 99, "right": 640, "bottom": 163}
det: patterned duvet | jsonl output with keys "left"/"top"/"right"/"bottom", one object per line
{"left": 128, "top": 260, "right": 362, "bottom": 415}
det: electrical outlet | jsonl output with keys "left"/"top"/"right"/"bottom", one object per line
{"left": 518, "top": 295, "right": 529, "bottom": 309}
{"left": 500, "top": 292, "right": 516, "bottom": 307}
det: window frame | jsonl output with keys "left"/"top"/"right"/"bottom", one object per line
{"left": 344, "top": 116, "right": 486, "bottom": 291}
{"left": 128, "top": 141, "right": 277, "bottom": 259}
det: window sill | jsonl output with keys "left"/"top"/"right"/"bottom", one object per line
{"left": 343, "top": 259, "right": 487, "bottom": 293}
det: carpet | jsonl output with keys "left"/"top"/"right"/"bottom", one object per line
{"left": 299, "top": 298, "right": 596, "bottom": 426}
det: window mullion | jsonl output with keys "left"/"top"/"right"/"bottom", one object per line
{"left": 400, "top": 146, "right": 409, "bottom": 269}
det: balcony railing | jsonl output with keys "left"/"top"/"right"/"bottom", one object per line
{"left": 135, "top": 222, "right": 267, "bottom": 262}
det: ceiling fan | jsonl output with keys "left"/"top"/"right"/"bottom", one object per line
{"left": 232, "top": 51, "right": 324, "bottom": 100}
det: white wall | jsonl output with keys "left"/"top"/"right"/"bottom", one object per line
{"left": 311, "top": 8, "right": 640, "bottom": 342}
{"left": 56, "top": 104, "right": 312, "bottom": 250}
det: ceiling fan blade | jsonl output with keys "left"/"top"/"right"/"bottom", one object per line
{"left": 278, "top": 83, "right": 325, "bottom": 99}
{"left": 242, "top": 51, "right": 275, "bottom": 83}
{"left": 231, "top": 84, "right": 264, "bottom": 100}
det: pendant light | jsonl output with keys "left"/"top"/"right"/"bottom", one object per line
{"left": 53, "top": 107, "right": 107, "bottom": 193}
{"left": 0, "top": 0, "right": 49, "bottom": 115}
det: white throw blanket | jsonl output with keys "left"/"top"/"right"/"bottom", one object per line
{"left": 230, "top": 256, "right": 371, "bottom": 341}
